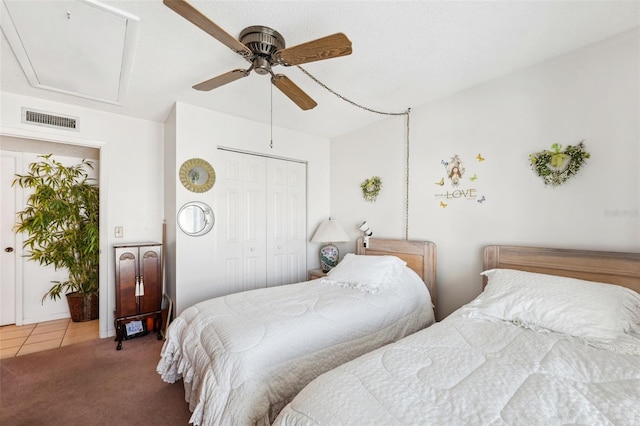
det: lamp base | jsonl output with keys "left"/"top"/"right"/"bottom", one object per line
{"left": 319, "top": 244, "right": 339, "bottom": 273}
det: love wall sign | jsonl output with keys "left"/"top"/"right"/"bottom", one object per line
{"left": 529, "top": 141, "right": 590, "bottom": 187}
{"left": 434, "top": 153, "right": 487, "bottom": 208}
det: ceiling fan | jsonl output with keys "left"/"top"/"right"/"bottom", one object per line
{"left": 163, "top": 0, "right": 353, "bottom": 110}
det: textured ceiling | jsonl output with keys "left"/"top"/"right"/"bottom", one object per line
{"left": 1, "top": 0, "right": 639, "bottom": 139}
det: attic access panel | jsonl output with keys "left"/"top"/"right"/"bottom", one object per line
{"left": 1, "top": 0, "right": 139, "bottom": 104}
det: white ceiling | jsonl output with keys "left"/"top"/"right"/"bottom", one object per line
{"left": 1, "top": 0, "right": 639, "bottom": 139}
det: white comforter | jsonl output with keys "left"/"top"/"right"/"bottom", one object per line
{"left": 275, "top": 311, "right": 640, "bottom": 425}
{"left": 156, "top": 268, "right": 433, "bottom": 426}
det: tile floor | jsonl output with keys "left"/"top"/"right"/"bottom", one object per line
{"left": 0, "top": 318, "right": 99, "bottom": 359}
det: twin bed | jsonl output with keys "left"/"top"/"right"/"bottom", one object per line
{"left": 276, "top": 245, "right": 640, "bottom": 425}
{"left": 157, "top": 238, "right": 437, "bottom": 425}
{"left": 158, "top": 240, "right": 640, "bottom": 426}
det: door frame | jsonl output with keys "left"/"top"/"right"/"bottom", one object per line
{"left": 1, "top": 151, "right": 19, "bottom": 325}
{"left": 0, "top": 126, "right": 108, "bottom": 335}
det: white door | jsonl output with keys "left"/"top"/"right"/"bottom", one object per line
{"left": 215, "top": 150, "right": 307, "bottom": 293}
{"left": 1, "top": 153, "right": 17, "bottom": 325}
{"left": 216, "top": 150, "right": 267, "bottom": 293}
{"left": 266, "top": 159, "right": 307, "bottom": 286}
{"left": 9, "top": 152, "right": 97, "bottom": 324}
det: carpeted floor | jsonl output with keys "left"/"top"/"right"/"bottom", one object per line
{"left": 0, "top": 333, "right": 192, "bottom": 425}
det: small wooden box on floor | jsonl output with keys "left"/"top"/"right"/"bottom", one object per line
{"left": 114, "top": 243, "right": 163, "bottom": 350}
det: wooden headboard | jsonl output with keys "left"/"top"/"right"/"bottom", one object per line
{"left": 357, "top": 237, "right": 437, "bottom": 309}
{"left": 483, "top": 245, "right": 640, "bottom": 293}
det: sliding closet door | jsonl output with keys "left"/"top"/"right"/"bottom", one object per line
{"left": 266, "top": 158, "right": 307, "bottom": 287}
{"left": 216, "top": 150, "right": 267, "bottom": 292}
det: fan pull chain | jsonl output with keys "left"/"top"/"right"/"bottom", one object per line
{"left": 270, "top": 83, "right": 274, "bottom": 149}
{"left": 297, "top": 66, "right": 407, "bottom": 116}
{"left": 298, "top": 65, "right": 412, "bottom": 240}
{"left": 405, "top": 108, "right": 411, "bottom": 240}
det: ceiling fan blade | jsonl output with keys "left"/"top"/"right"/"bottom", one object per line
{"left": 276, "top": 33, "right": 352, "bottom": 66}
{"left": 193, "top": 69, "right": 250, "bottom": 91}
{"left": 272, "top": 74, "right": 317, "bottom": 110}
{"left": 163, "top": 0, "right": 251, "bottom": 56}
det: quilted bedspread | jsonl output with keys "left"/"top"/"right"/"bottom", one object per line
{"left": 275, "top": 311, "right": 640, "bottom": 425}
{"left": 156, "top": 268, "right": 433, "bottom": 426}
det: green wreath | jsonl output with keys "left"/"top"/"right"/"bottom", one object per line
{"left": 529, "top": 141, "right": 590, "bottom": 187}
{"left": 361, "top": 176, "right": 382, "bottom": 202}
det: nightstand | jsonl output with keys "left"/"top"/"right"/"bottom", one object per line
{"left": 308, "top": 268, "right": 327, "bottom": 280}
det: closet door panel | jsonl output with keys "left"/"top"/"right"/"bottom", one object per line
{"left": 288, "top": 252, "right": 305, "bottom": 283}
{"left": 216, "top": 151, "right": 243, "bottom": 294}
{"left": 267, "top": 159, "right": 307, "bottom": 286}
{"left": 216, "top": 150, "right": 267, "bottom": 293}
{"left": 219, "top": 170, "right": 243, "bottom": 293}
{"left": 244, "top": 188, "right": 263, "bottom": 291}
{"left": 287, "top": 188, "right": 306, "bottom": 283}
{"left": 269, "top": 188, "right": 287, "bottom": 286}
{"left": 286, "top": 161, "right": 307, "bottom": 283}
{"left": 243, "top": 256, "right": 261, "bottom": 292}
{"left": 243, "top": 155, "right": 267, "bottom": 290}
{"left": 288, "top": 192, "right": 304, "bottom": 240}
{"left": 271, "top": 191, "right": 286, "bottom": 241}
{"left": 245, "top": 189, "right": 262, "bottom": 243}
{"left": 266, "top": 159, "right": 287, "bottom": 286}
{"left": 224, "top": 258, "right": 241, "bottom": 291}
{"left": 224, "top": 189, "right": 241, "bottom": 243}
{"left": 268, "top": 161, "right": 288, "bottom": 287}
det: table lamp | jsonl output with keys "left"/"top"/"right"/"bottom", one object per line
{"left": 311, "top": 217, "right": 350, "bottom": 272}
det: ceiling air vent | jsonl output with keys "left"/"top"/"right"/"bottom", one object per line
{"left": 22, "top": 108, "right": 79, "bottom": 131}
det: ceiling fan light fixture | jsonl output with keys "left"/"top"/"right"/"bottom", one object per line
{"left": 239, "top": 25, "right": 285, "bottom": 58}
{"left": 253, "top": 57, "right": 272, "bottom": 75}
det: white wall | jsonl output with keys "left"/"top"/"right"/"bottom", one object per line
{"left": 331, "top": 29, "right": 640, "bottom": 319}
{"left": 165, "top": 102, "right": 331, "bottom": 314}
{"left": 1, "top": 92, "right": 164, "bottom": 336}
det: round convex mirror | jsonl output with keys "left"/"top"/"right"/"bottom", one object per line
{"left": 177, "top": 201, "right": 215, "bottom": 236}
{"left": 179, "top": 158, "right": 216, "bottom": 193}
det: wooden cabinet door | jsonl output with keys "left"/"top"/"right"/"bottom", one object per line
{"left": 139, "top": 245, "right": 161, "bottom": 314}
{"left": 115, "top": 247, "right": 138, "bottom": 318}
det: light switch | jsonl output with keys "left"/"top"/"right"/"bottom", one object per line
{"left": 114, "top": 226, "right": 123, "bottom": 238}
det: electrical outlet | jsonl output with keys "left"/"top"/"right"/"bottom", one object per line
{"left": 114, "top": 226, "right": 123, "bottom": 238}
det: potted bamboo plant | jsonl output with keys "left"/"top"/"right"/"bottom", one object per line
{"left": 13, "top": 154, "right": 100, "bottom": 322}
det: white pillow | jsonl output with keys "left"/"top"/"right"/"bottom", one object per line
{"left": 464, "top": 268, "right": 640, "bottom": 341}
{"left": 320, "top": 254, "right": 407, "bottom": 293}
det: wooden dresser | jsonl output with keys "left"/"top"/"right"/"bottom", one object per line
{"left": 113, "top": 243, "right": 163, "bottom": 350}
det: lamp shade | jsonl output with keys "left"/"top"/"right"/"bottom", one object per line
{"left": 310, "top": 218, "right": 350, "bottom": 243}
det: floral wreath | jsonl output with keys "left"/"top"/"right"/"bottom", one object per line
{"left": 529, "top": 141, "right": 590, "bottom": 187}
{"left": 361, "top": 176, "right": 382, "bottom": 202}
